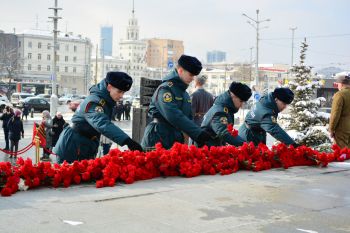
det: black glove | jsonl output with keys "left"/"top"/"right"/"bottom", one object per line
{"left": 125, "top": 138, "right": 144, "bottom": 152}
{"left": 196, "top": 130, "right": 212, "bottom": 146}
{"left": 291, "top": 143, "right": 300, "bottom": 148}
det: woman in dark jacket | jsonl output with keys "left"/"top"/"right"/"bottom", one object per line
{"left": 52, "top": 112, "right": 66, "bottom": 147}
{"left": 8, "top": 109, "right": 24, "bottom": 158}
{"left": 0, "top": 106, "right": 14, "bottom": 150}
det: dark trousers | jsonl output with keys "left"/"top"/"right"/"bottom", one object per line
{"left": 3, "top": 128, "right": 9, "bottom": 149}
{"left": 10, "top": 140, "right": 19, "bottom": 157}
{"left": 102, "top": 143, "right": 112, "bottom": 155}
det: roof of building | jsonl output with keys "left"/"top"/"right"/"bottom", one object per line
{"left": 17, "top": 29, "right": 90, "bottom": 42}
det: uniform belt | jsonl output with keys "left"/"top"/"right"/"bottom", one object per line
{"left": 71, "top": 123, "right": 99, "bottom": 141}
{"left": 245, "top": 122, "right": 264, "bottom": 133}
{"left": 153, "top": 118, "right": 166, "bottom": 123}
{"left": 194, "top": 112, "right": 205, "bottom": 117}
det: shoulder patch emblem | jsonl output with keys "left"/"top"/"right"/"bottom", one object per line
{"left": 223, "top": 107, "right": 229, "bottom": 113}
{"left": 163, "top": 92, "right": 173, "bottom": 102}
{"left": 99, "top": 99, "right": 106, "bottom": 106}
{"left": 95, "top": 106, "right": 104, "bottom": 113}
{"left": 220, "top": 116, "right": 228, "bottom": 125}
{"left": 167, "top": 81, "right": 173, "bottom": 87}
{"left": 271, "top": 116, "right": 277, "bottom": 123}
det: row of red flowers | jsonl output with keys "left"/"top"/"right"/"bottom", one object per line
{"left": 1, "top": 142, "right": 349, "bottom": 197}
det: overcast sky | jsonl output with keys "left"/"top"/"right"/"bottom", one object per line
{"left": 1, "top": 0, "right": 349, "bottom": 70}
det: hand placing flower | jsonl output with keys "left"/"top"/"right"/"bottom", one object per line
{"left": 227, "top": 124, "right": 238, "bottom": 137}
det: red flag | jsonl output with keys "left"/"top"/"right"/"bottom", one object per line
{"left": 32, "top": 122, "right": 46, "bottom": 147}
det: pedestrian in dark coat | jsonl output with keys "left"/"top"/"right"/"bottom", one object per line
{"left": 124, "top": 101, "right": 131, "bottom": 120}
{"left": 22, "top": 102, "right": 29, "bottom": 120}
{"left": 51, "top": 112, "right": 66, "bottom": 147}
{"left": 0, "top": 106, "right": 14, "bottom": 150}
{"left": 7, "top": 109, "right": 24, "bottom": 158}
{"left": 239, "top": 87, "right": 297, "bottom": 146}
{"left": 116, "top": 101, "right": 124, "bottom": 121}
{"left": 191, "top": 75, "right": 214, "bottom": 126}
{"left": 53, "top": 72, "right": 143, "bottom": 163}
{"left": 141, "top": 55, "right": 212, "bottom": 150}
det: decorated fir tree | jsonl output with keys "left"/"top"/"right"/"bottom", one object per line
{"left": 286, "top": 38, "right": 331, "bottom": 150}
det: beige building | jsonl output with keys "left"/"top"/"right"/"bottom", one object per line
{"left": 16, "top": 29, "right": 92, "bottom": 95}
{"left": 146, "top": 39, "right": 184, "bottom": 70}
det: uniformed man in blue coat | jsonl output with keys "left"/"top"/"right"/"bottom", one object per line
{"left": 141, "top": 55, "right": 212, "bottom": 150}
{"left": 238, "top": 87, "right": 298, "bottom": 146}
{"left": 201, "top": 82, "right": 252, "bottom": 147}
{"left": 54, "top": 72, "right": 143, "bottom": 163}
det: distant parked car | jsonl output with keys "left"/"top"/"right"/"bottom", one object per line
{"left": 319, "top": 107, "right": 332, "bottom": 113}
{"left": 0, "top": 100, "right": 12, "bottom": 112}
{"left": 58, "top": 94, "right": 79, "bottom": 105}
{"left": 11, "top": 92, "right": 35, "bottom": 107}
{"left": 36, "top": 94, "right": 51, "bottom": 102}
{"left": 68, "top": 95, "right": 86, "bottom": 112}
{"left": 0, "top": 94, "right": 9, "bottom": 103}
{"left": 18, "top": 97, "right": 50, "bottom": 112}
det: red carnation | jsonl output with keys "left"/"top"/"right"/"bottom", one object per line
{"left": 227, "top": 124, "right": 238, "bottom": 137}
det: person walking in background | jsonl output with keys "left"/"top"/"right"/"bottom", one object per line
{"left": 116, "top": 101, "right": 124, "bottom": 121}
{"left": 51, "top": 112, "right": 66, "bottom": 147}
{"left": 41, "top": 110, "right": 53, "bottom": 161}
{"left": 0, "top": 106, "right": 14, "bottom": 150}
{"left": 124, "top": 101, "right": 132, "bottom": 120}
{"left": 22, "top": 102, "right": 29, "bottom": 120}
{"left": 7, "top": 109, "right": 24, "bottom": 158}
{"left": 191, "top": 75, "right": 214, "bottom": 126}
{"left": 329, "top": 73, "right": 350, "bottom": 148}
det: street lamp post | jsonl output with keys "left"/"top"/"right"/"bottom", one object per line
{"left": 160, "top": 46, "right": 166, "bottom": 79}
{"left": 290, "top": 27, "right": 297, "bottom": 68}
{"left": 101, "top": 38, "right": 105, "bottom": 81}
{"left": 242, "top": 9, "right": 270, "bottom": 91}
{"left": 48, "top": 0, "right": 62, "bottom": 116}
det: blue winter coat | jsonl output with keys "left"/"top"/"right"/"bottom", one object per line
{"left": 53, "top": 80, "right": 130, "bottom": 163}
{"left": 238, "top": 93, "right": 295, "bottom": 146}
{"left": 201, "top": 91, "right": 245, "bottom": 147}
{"left": 141, "top": 69, "right": 203, "bottom": 149}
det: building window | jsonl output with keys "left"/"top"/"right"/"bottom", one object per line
{"left": 65, "top": 44, "right": 69, "bottom": 51}
{"left": 47, "top": 54, "right": 51, "bottom": 60}
{"left": 56, "top": 55, "right": 59, "bottom": 61}
{"left": 28, "top": 41, "right": 32, "bottom": 48}
{"left": 38, "top": 65, "right": 41, "bottom": 71}
{"left": 65, "top": 56, "right": 68, "bottom": 62}
{"left": 47, "top": 43, "right": 51, "bottom": 50}
{"left": 47, "top": 65, "right": 50, "bottom": 71}
{"left": 73, "top": 56, "right": 77, "bottom": 62}
{"left": 38, "top": 42, "right": 42, "bottom": 49}
{"left": 74, "top": 45, "right": 77, "bottom": 52}
{"left": 28, "top": 64, "right": 31, "bottom": 70}
{"left": 56, "top": 66, "right": 59, "bottom": 72}
{"left": 65, "top": 66, "right": 68, "bottom": 72}
{"left": 28, "top": 53, "right": 32, "bottom": 59}
{"left": 38, "top": 53, "right": 41, "bottom": 60}
{"left": 57, "top": 44, "right": 60, "bottom": 50}
{"left": 73, "top": 67, "right": 76, "bottom": 73}
{"left": 18, "top": 41, "right": 21, "bottom": 48}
